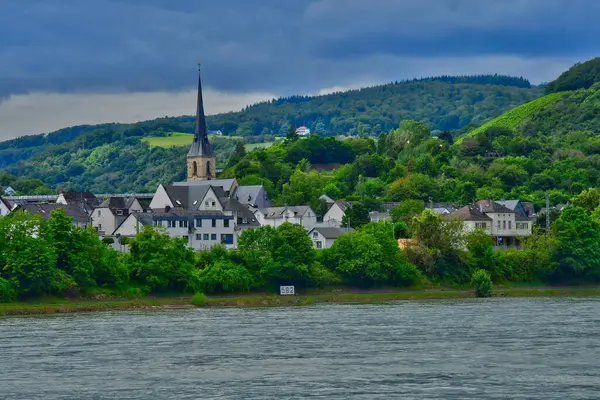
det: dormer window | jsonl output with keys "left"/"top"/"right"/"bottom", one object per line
{"left": 116, "top": 209, "right": 123, "bottom": 216}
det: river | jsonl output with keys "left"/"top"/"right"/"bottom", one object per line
{"left": 1, "top": 298, "right": 599, "bottom": 399}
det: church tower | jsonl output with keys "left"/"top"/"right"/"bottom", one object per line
{"left": 187, "top": 63, "right": 216, "bottom": 181}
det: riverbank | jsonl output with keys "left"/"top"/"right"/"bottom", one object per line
{"left": 2, "top": 286, "right": 600, "bottom": 316}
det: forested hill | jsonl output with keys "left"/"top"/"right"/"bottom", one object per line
{"left": 0, "top": 74, "right": 542, "bottom": 194}
{"left": 210, "top": 75, "right": 540, "bottom": 136}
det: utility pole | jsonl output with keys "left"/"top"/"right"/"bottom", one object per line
{"left": 545, "top": 193, "right": 550, "bottom": 238}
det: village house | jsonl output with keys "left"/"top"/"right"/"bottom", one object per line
{"left": 91, "top": 196, "right": 149, "bottom": 236}
{"left": 12, "top": 203, "right": 90, "bottom": 228}
{"left": 255, "top": 206, "right": 317, "bottom": 231}
{"left": 3, "top": 186, "right": 16, "bottom": 196}
{"left": 369, "top": 210, "right": 392, "bottom": 222}
{"left": 56, "top": 191, "right": 99, "bottom": 214}
{"left": 232, "top": 185, "right": 271, "bottom": 211}
{"left": 308, "top": 227, "right": 353, "bottom": 249}
{"left": 322, "top": 200, "right": 350, "bottom": 227}
{"left": 444, "top": 199, "right": 533, "bottom": 247}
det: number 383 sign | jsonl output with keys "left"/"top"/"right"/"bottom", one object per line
{"left": 280, "top": 286, "right": 295, "bottom": 295}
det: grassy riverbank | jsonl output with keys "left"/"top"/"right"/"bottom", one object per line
{"left": 2, "top": 287, "right": 600, "bottom": 316}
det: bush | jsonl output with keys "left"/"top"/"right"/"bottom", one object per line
{"left": 0, "top": 278, "right": 18, "bottom": 302}
{"left": 471, "top": 269, "right": 493, "bottom": 298}
{"left": 192, "top": 292, "right": 209, "bottom": 307}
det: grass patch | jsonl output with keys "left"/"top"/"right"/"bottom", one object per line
{"left": 142, "top": 132, "right": 275, "bottom": 151}
{"left": 458, "top": 92, "right": 568, "bottom": 143}
{"left": 3, "top": 286, "right": 600, "bottom": 317}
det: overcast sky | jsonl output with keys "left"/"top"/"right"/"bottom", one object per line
{"left": 1, "top": 0, "right": 599, "bottom": 140}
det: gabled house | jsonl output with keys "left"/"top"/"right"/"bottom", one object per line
{"left": 322, "top": 200, "right": 350, "bottom": 227}
{"left": 56, "top": 191, "right": 98, "bottom": 214}
{"left": 3, "top": 186, "right": 16, "bottom": 196}
{"left": 232, "top": 185, "right": 271, "bottom": 210}
{"left": 172, "top": 178, "right": 238, "bottom": 197}
{"left": 13, "top": 203, "right": 90, "bottom": 228}
{"left": 496, "top": 200, "right": 536, "bottom": 219}
{"left": 308, "top": 227, "right": 353, "bottom": 249}
{"left": 444, "top": 199, "right": 533, "bottom": 247}
{"left": 0, "top": 197, "right": 11, "bottom": 216}
{"left": 113, "top": 213, "right": 154, "bottom": 237}
{"left": 91, "top": 196, "right": 146, "bottom": 236}
{"left": 255, "top": 206, "right": 317, "bottom": 231}
{"left": 427, "top": 202, "right": 458, "bottom": 215}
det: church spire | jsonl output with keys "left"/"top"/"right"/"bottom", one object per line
{"left": 188, "top": 62, "right": 213, "bottom": 157}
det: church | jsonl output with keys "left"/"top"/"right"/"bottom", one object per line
{"left": 134, "top": 64, "right": 271, "bottom": 249}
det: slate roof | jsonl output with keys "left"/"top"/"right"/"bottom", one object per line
{"left": 444, "top": 206, "right": 493, "bottom": 222}
{"left": 163, "top": 185, "right": 212, "bottom": 210}
{"left": 17, "top": 203, "right": 90, "bottom": 224}
{"left": 259, "top": 206, "right": 311, "bottom": 219}
{"left": 475, "top": 200, "right": 514, "bottom": 214}
{"left": 332, "top": 200, "right": 350, "bottom": 212}
{"left": 233, "top": 185, "right": 266, "bottom": 207}
{"left": 59, "top": 192, "right": 98, "bottom": 207}
{"left": 172, "top": 178, "right": 236, "bottom": 191}
{"left": 219, "top": 197, "right": 260, "bottom": 226}
{"left": 310, "top": 227, "right": 353, "bottom": 239}
{"left": 98, "top": 196, "right": 138, "bottom": 210}
{"left": 319, "top": 194, "right": 335, "bottom": 205}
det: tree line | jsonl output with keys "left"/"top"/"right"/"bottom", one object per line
{"left": 2, "top": 193, "right": 600, "bottom": 302}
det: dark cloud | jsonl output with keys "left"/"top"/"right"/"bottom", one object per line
{"left": 1, "top": 0, "right": 600, "bottom": 97}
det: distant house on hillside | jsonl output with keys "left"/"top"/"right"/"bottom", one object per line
{"left": 295, "top": 126, "right": 311, "bottom": 137}
{"left": 3, "top": 186, "right": 16, "bottom": 196}
{"left": 231, "top": 185, "right": 271, "bottom": 211}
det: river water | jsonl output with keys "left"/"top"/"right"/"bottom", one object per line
{"left": 1, "top": 298, "right": 600, "bottom": 399}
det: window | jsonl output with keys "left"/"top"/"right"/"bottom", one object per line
{"left": 179, "top": 220, "right": 188, "bottom": 228}
{"left": 516, "top": 223, "right": 529, "bottom": 230}
{"left": 242, "top": 218, "right": 248, "bottom": 224}
{"left": 116, "top": 209, "right": 123, "bottom": 216}
{"left": 196, "top": 218, "right": 202, "bottom": 227}
{"left": 313, "top": 232, "right": 319, "bottom": 238}
{"left": 221, "top": 234, "right": 234, "bottom": 245}
{"left": 205, "top": 201, "right": 209, "bottom": 206}
{"left": 224, "top": 219, "right": 230, "bottom": 228}
{"left": 497, "top": 220, "right": 501, "bottom": 230}
{"left": 212, "top": 219, "right": 216, "bottom": 227}
{"left": 203, "top": 234, "right": 209, "bottom": 240}
{"left": 98, "top": 224, "right": 102, "bottom": 231}
{"left": 168, "top": 220, "right": 177, "bottom": 228}
{"left": 211, "top": 233, "right": 217, "bottom": 241}
{"left": 503, "top": 221, "right": 506, "bottom": 230}
{"left": 508, "top": 221, "right": 512, "bottom": 230}
{"left": 475, "top": 222, "right": 487, "bottom": 229}
{"left": 97, "top": 210, "right": 101, "bottom": 216}
{"left": 316, "top": 241, "right": 322, "bottom": 249}
{"left": 196, "top": 234, "right": 202, "bottom": 240}
{"left": 212, "top": 201, "right": 216, "bottom": 206}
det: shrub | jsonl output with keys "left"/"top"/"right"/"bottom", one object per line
{"left": 192, "top": 292, "right": 209, "bottom": 307}
{"left": 471, "top": 269, "right": 493, "bottom": 298}
{"left": 0, "top": 278, "right": 18, "bottom": 302}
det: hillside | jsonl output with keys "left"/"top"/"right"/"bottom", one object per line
{"left": 0, "top": 75, "right": 541, "bottom": 193}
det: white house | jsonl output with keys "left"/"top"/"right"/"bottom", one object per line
{"left": 152, "top": 210, "right": 237, "bottom": 250}
{"left": 322, "top": 201, "right": 350, "bottom": 227}
{"left": 295, "top": 126, "right": 311, "bottom": 136}
{"left": 308, "top": 227, "right": 353, "bottom": 249}
{"left": 369, "top": 210, "right": 391, "bottom": 222}
{"left": 255, "top": 206, "right": 317, "bottom": 231}
{"left": 444, "top": 200, "right": 532, "bottom": 247}
{"left": 3, "top": 186, "right": 16, "bottom": 196}
{"left": 0, "top": 197, "right": 11, "bottom": 216}
{"left": 91, "top": 196, "right": 147, "bottom": 236}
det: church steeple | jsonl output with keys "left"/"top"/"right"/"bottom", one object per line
{"left": 188, "top": 63, "right": 213, "bottom": 157}
{"left": 186, "top": 62, "right": 216, "bottom": 181}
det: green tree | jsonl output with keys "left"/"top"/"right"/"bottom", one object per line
{"left": 342, "top": 202, "right": 370, "bottom": 228}
{"left": 572, "top": 188, "right": 600, "bottom": 212}
{"left": 551, "top": 206, "right": 600, "bottom": 281}
{"left": 391, "top": 200, "right": 425, "bottom": 224}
